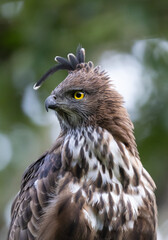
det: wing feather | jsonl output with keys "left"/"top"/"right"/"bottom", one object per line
{"left": 8, "top": 140, "right": 63, "bottom": 240}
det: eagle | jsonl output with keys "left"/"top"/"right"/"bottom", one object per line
{"left": 8, "top": 46, "right": 157, "bottom": 240}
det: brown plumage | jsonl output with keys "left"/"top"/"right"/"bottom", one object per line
{"left": 8, "top": 46, "right": 157, "bottom": 240}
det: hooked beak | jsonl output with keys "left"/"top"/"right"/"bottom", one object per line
{"left": 45, "top": 95, "right": 57, "bottom": 112}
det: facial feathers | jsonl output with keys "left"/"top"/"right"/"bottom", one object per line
{"left": 38, "top": 46, "right": 137, "bottom": 156}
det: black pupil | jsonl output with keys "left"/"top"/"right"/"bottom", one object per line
{"left": 76, "top": 92, "right": 82, "bottom": 98}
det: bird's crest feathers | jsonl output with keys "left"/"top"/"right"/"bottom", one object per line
{"left": 33, "top": 46, "right": 93, "bottom": 90}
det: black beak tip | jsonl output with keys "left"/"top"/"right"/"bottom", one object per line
{"left": 45, "top": 95, "right": 57, "bottom": 112}
{"left": 45, "top": 104, "right": 49, "bottom": 112}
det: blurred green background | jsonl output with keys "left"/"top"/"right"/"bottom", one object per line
{"left": 0, "top": 0, "right": 168, "bottom": 239}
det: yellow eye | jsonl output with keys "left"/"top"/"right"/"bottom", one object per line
{"left": 74, "top": 91, "right": 84, "bottom": 100}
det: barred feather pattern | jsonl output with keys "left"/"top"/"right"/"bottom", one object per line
{"left": 8, "top": 126, "right": 157, "bottom": 240}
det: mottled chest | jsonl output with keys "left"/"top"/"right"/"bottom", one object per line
{"left": 58, "top": 126, "right": 154, "bottom": 232}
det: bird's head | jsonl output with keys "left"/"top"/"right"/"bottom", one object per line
{"left": 44, "top": 66, "right": 101, "bottom": 128}
{"left": 44, "top": 63, "right": 121, "bottom": 129}
{"left": 34, "top": 46, "right": 137, "bottom": 155}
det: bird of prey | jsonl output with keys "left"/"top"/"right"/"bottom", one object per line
{"left": 8, "top": 46, "right": 157, "bottom": 240}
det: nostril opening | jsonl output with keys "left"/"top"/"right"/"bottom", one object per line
{"left": 53, "top": 95, "right": 56, "bottom": 100}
